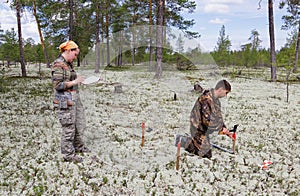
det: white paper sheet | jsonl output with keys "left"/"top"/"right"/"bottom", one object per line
{"left": 82, "top": 76, "right": 101, "bottom": 85}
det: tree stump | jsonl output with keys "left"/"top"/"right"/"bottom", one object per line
{"left": 194, "top": 81, "right": 203, "bottom": 93}
{"left": 114, "top": 83, "right": 123, "bottom": 93}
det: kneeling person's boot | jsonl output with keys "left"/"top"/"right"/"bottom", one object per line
{"left": 202, "top": 149, "right": 212, "bottom": 159}
{"left": 175, "top": 134, "right": 189, "bottom": 148}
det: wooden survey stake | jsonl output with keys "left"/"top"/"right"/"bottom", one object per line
{"left": 141, "top": 122, "right": 145, "bottom": 147}
{"left": 232, "top": 132, "right": 236, "bottom": 154}
{"left": 176, "top": 138, "right": 181, "bottom": 170}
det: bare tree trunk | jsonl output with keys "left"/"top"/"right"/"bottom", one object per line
{"left": 95, "top": 42, "right": 100, "bottom": 72}
{"left": 294, "top": 22, "right": 300, "bottom": 73}
{"left": 68, "top": 0, "right": 81, "bottom": 67}
{"left": 286, "top": 69, "right": 291, "bottom": 102}
{"left": 69, "top": 0, "right": 74, "bottom": 40}
{"left": 163, "top": 0, "right": 167, "bottom": 47}
{"left": 149, "top": 0, "right": 153, "bottom": 69}
{"left": 95, "top": 4, "right": 100, "bottom": 73}
{"left": 131, "top": 9, "right": 136, "bottom": 66}
{"left": 33, "top": 0, "right": 50, "bottom": 68}
{"left": 105, "top": 1, "right": 110, "bottom": 66}
{"left": 101, "top": 14, "right": 105, "bottom": 67}
{"left": 16, "top": 0, "right": 26, "bottom": 77}
{"left": 155, "top": 0, "right": 164, "bottom": 79}
{"left": 268, "top": 0, "right": 277, "bottom": 81}
{"left": 118, "top": 31, "right": 123, "bottom": 66}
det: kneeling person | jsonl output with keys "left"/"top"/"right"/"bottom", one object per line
{"left": 176, "top": 79, "right": 233, "bottom": 158}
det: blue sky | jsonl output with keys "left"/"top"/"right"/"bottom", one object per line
{"left": 187, "top": 0, "right": 291, "bottom": 51}
{"left": 0, "top": 0, "right": 293, "bottom": 52}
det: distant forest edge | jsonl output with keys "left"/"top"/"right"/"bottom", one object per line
{"left": 0, "top": 1, "right": 299, "bottom": 80}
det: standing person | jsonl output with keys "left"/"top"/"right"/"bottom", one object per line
{"left": 52, "top": 40, "right": 90, "bottom": 163}
{"left": 175, "top": 79, "right": 234, "bottom": 158}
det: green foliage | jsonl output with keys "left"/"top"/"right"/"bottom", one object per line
{"left": 212, "top": 25, "right": 232, "bottom": 66}
{"left": 104, "top": 65, "right": 131, "bottom": 71}
{"left": 1, "top": 0, "right": 299, "bottom": 74}
{"left": 0, "top": 28, "right": 19, "bottom": 65}
{"left": 185, "top": 47, "right": 215, "bottom": 65}
{"left": 33, "top": 184, "right": 45, "bottom": 196}
{"left": 277, "top": 46, "right": 295, "bottom": 68}
{"left": 279, "top": 0, "right": 300, "bottom": 30}
{"left": 276, "top": 29, "right": 297, "bottom": 70}
{"left": 0, "top": 76, "right": 9, "bottom": 93}
{"left": 164, "top": 0, "right": 199, "bottom": 38}
{"left": 24, "top": 38, "right": 40, "bottom": 63}
{"left": 102, "top": 176, "right": 108, "bottom": 184}
{"left": 248, "top": 29, "right": 262, "bottom": 50}
{"left": 211, "top": 27, "right": 271, "bottom": 68}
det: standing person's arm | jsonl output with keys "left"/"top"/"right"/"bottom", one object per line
{"left": 51, "top": 64, "right": 83, "bottom": 91}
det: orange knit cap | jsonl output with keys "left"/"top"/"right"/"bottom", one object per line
{"left": 59, "top": 40, "right": 78, "bottom": 52}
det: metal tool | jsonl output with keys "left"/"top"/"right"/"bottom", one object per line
{"left": 211, "top": 124, "right": 239, "bottom": 154}
{"left": 211, "top": 142, "right": 234, "bottom": 154}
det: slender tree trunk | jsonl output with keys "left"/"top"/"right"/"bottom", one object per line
{"left": 286, "top": 69, "right": 290, "bottom": 102}
{"left": 16, "top": 0, "right": 26, "bottom": 77}
{"left": 118, "top": 31, "right": 123, "bottom": 66}
{"left": 101, "top": 14, "right": 105, "bottom": 67}
{"left": 68, "top": 0, "right": 81, "bottom": 67}
{"left": 294, "top": 22, "right": 300, "bottom": 73}
{"left": 155, "top": 0, "right": 164, "bottom": 79}
{"left": 163, "top": 0, "right": 167, "bottom": 47}
{"left": 131, "top": 9, "right": 136, "bottom": 66}
{"left": 105, "top": 2, "right": 110, "bottom": 66}
{"left": 33, "top": 0, "right": 50, "bottom": 68}
{"left": 268, "top": 0, "right": 276, "bottom": 81}
{"left": 149, "top": 0, "right": 153, "bottom": 70}
{"left": 95, "top": 39, "right": 100, "bottom": 72}
{"left": 69, "top": 0, "right": 74, "bottom": 40}
{"left": 95, "top": 4, "right": 100, "bottom": 73}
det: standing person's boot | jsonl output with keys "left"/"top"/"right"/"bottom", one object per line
{"left": 75, "top": 146, "right": 91, "bottom": 153}
{"left": 64, "top": 155, "right": 83, "bottom": 163}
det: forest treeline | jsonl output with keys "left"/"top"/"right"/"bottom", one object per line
{"left": 0, "top": 0, "right": 299, "bottom": 79}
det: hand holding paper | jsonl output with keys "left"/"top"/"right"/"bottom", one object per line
{"left": 82, "top": 76, "right": 101, "bottom": 85}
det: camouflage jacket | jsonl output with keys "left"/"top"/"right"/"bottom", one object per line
{"left": 51, "top": 56, "right": 79, "bottom": 108}
{"left": 51, "top": 56, "right": 78, "bottom": 92}
{"left": 190, "top": 88, "right": 225, "bottom": 136}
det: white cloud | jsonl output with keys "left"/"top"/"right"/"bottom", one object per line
{"left": 208, "top": 0, "right": 244, "bottom": 4}
{"left": 0, "top": 9, "right": 16, "bottom": 29}
{"left": 22, "top": 22, "right": 39, "bottom": 42}
{"left": 209, "top": 18, "right": 230, "bottom": 24}
{"left": 0, "top": 5, "right": 39, "bottom": 43}
{"left": 204, "top": 4, "right": 230, "bottom": 14}
{"left": 196, "top": 0, "right": 247, "bottom": 14}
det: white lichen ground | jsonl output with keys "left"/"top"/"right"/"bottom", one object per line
{"left": 0, "top": 65, "right": 299, "bottom": 195}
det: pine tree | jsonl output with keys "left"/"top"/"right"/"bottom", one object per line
{"left": 279, "top": 0, "right": 300, "bottom": 72}
{"left": 213, "top": 25, "right": 231, "bottom": 66}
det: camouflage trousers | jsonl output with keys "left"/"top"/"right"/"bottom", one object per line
{"left": 56, "top": 92, "right": 86, "bottom": 160}
{"left": 181, "top": 131, "right": 212, "bottom": 158}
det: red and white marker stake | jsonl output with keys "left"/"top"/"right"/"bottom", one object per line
{"left": 261, "top": 160, "right": 273, "bottom": 170}
{"left": 232, "top": 132, "right": 237, "bottom": 154}
{"left": 141, "top": 122, "right": 145, "bottom": 147}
